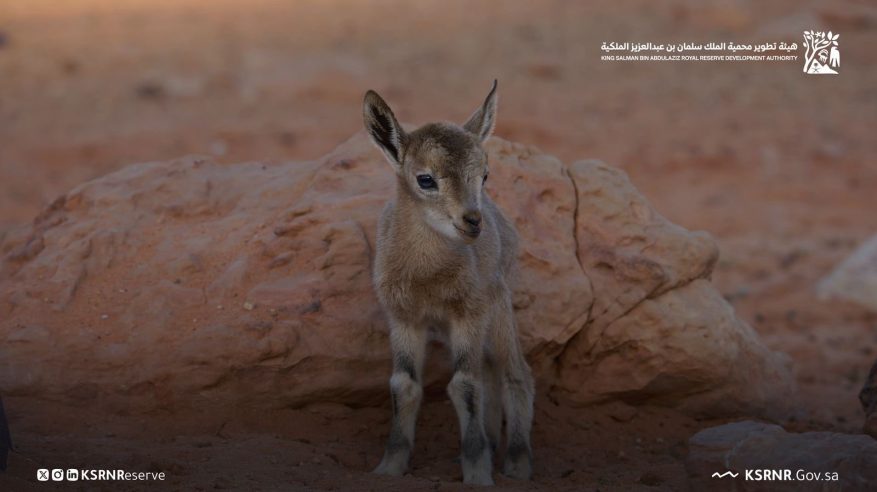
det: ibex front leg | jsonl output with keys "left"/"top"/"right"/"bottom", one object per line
{"left": 448, "top": 317, "right": 494, "bottom": 485}
{"left": 374, "top": 320, "right": 427, "bottom": 476}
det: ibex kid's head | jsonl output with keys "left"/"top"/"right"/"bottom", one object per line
{"left": 363, "top": 81, "right": 498, "bottom": 242}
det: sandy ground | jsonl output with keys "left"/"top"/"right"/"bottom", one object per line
{"left": 1, "top": 0, "right": 876, "bottom": 489}
{"left": 4, "top": 397, "right": 709, "bottom": 491}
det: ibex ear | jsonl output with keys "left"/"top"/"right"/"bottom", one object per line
{"left": 463, "top": 80, "right": 498, "bottom": 142}
{"left": 363, "top": 90, "right": 406, "bottom": 168}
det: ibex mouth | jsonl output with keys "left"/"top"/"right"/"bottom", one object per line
{"left": 454, "top": 224, "right": 481, "bottom": 239}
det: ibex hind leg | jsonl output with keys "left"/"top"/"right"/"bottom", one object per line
{"left": 501, "top": 353, "right": 533, "bottom": 479}
{"left": 493, "top": 299, "right": 534, "bottom": 480}
{"left": 373, "top": 322, "right": 427, "bottom": 476}
{"left": 483, "top": 350, "right": 504, "bottom": 454}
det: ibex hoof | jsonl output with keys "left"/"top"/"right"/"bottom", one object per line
{"left": 463, "top": 469, "right": 494, "bottom": 486}
{"left": 503, "top": 458, "right": 532, "bottom": 480}
{"left": 372, "top": 459, "right": 407, "bottom": 477}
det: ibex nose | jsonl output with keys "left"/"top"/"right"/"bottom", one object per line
{"left": 463, "top": 210, "right": 482, "bottom": 228}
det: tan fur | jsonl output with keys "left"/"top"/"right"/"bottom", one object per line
{"left": 363, "top": 81, "right": 534, "bottom": 485}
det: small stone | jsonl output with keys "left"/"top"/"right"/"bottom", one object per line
{"left": 100, "top": 314, "right": 109, "bottom": 320}
{"left": 243, "top": 301, "right": 255, "bottom": 311}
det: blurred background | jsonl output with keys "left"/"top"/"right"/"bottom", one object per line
{"left": 1, "top": 0, "right": 875, "bottom": 430}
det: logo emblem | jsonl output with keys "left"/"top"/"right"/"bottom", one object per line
{"left": 37, "top": 469, "right": 50, "bottom": 481}
{"left": 51, "top": 468, "right": 65, "bottom": 481}
{"left": 712, "top": 471, "right": 740, "bottom": 478}
{"left": 66, "top": 469, "right": 80, "bottom": 481}
{"left": 803, "top": 30, "right": 839, "bottom": 74}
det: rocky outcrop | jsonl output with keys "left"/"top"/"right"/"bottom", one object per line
{"left": 818, "top": 234, "right": 877, "bottom": 312}
{"left": 0, "top": 132, "right": 792, "bottom": 417}
{"left": 686, "top": 420, "right": 877, "bottom": 491}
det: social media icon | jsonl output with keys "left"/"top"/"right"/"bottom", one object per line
{"left": 37, "top": 469, "right": 50, "bottom": 481}
{"left": 67, "top": 469, "right": 79, "bottom": 481}
{"left": 51, "top": 468, "right": 65, "bottom": 481}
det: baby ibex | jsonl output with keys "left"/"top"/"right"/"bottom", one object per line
{"left": 363, "top": 81, "right": 534, "bottom": 485}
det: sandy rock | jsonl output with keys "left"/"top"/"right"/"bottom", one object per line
{"left": 686, "top": 420, "right": 877, "bottom": 491}
{"left": 556, "top": 280, "right": 792, "bottom": 418}
{"left": 0, "top": 132, "right": 791, "bottom": 417}
{"left": 565, "top": 159, "right": 718, "bottom": 334}
{"left": 818, "top": 234, "right": 877, "bottom": 312}
{"left": 555, "top": 160, "right": 790, "bottom": 417}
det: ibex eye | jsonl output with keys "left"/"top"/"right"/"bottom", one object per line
{"left": 416, "top": 174, "right": 437, "bottom": 190}
{"left": 483, "top": 173, "right": 489, "bottom": 184}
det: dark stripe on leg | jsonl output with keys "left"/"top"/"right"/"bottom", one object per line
{"left": 506, "top": 432, "right": 530, "bottom": 462}
{"left": 385, "top": 425, "right": 411, "bottom": 455}
{"left": 395, "top": 353, "right": 418, "bottom": 381}
{"left": 454, "top": 353, "right": 474, "bottom": 374}
{"left": 462, "top": 425, "right": 488, "bottom": 463}
{"left": 462, "top": 381, "right": 476, "bottom": 416}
